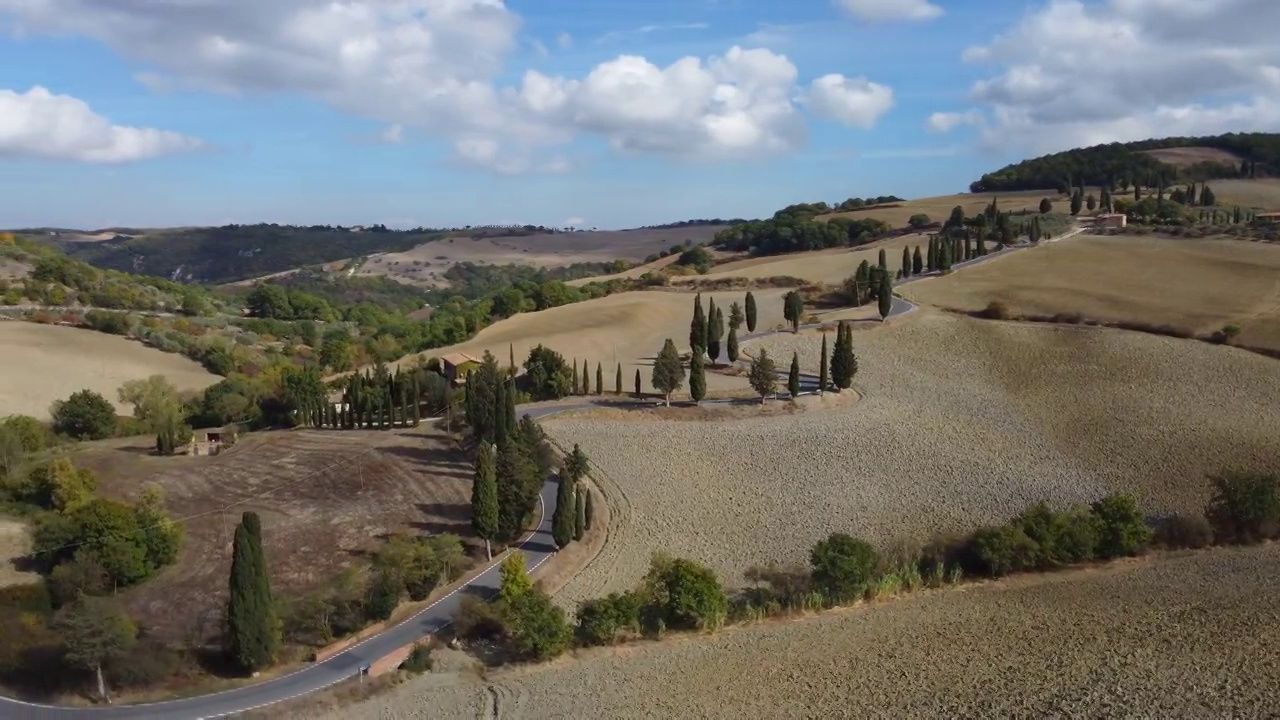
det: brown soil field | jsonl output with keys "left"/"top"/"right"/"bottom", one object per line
{"left": 899, "top": 234, "right": 1280, "bottom": 351}
{"left": 71, "top": 425, "right": 473, "bottom": 642}
{"left": 818, "top": 190, "right": 1049, "bottom": 228}
{"left": 320, "top": 543, "right": 1280, "bottom": 719}
{"left": 0, "top": 518, "right": 39, "bottom": 589}
{"left": 398, "top": 288, "right": 790, "bottom": 395}
{"left": 565, "top": 254, "right": 680, "bottom": 287}
{"left": 675, "top": 233, "right": 941, "bottom": 286}
{"left": 0, "top": 322, "right": 220, "bottom": 419}
{"left": 1141, "top": 146, "right": 1243, "bottom": 167}
{"left": 541, "top": 312, "right": 1280, "bottom": 606}
{"left": 357, "top": 226, "right": 728, "bottom": 289}
{"left": 1211, "top": 178, "right": 1280, "bottom": 210}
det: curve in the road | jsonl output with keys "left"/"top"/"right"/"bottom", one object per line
{"left": 0, "top": 226, "right": 1083, "bottom": 719}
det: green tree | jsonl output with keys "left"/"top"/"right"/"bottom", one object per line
{"left": 133, "top": 485, "right": 183, "bottom": 569}
{"left": 912, "top": 245, "right": 923, "bottom": 275}
{"left": 56, "top": 596, "right": 137, "bottom": 702}
{"left": 1039, "top": 197, "right": 1052, "bottom": 213}
{"left": 634, "top": 368, "right": 642, "bottom": 397}
{"left": 1086, "top": 193, "right": 1097, "bottom": 211}
{"left": 877, "top": 272, "right": 893, "bottom": 321}
{"left": 900, "top": 246, "right": 912, "bottom": 278}
{"left": 1070, "top": 189, "right": 1083, "bottom": 215}
{"left": 748, "top": 349, "right": 778, "bottom": 403}
{"left": 783, "top": 290, "right": 803, "bottom": 332}
{"left": 571, "top": 359, "right": 580, "bottom": 395}
{"left": 877, "top": 248, "right": 887, "bottom": 272}
{"left": 728, "top": 301, "right": 744, "bottom": 331}
{"left": 118, "top": 375, "right": 189, "bottom": 456}
{"left": 615, "top": 364, "right": 622, "bottom": 395}
{"left": 690, "top": 293, "right": 707, "bottom": 353}
{"left": 584, "top": 488, "right": 594, "bottom": 531}
{"left": 726, "top": 325, "right": 739, "bottom": 363}
{"left": 818, "top": 333, "right": 829, "bottom": 394}
{"left": 1091, "top": 493, "right": 1152, "bottom": 559}
{"left": 551, "top": 474, "right": 576, "bottom": 549}
{"left": 787, "top": 352, "right": 800, "bottom": 399}
{"left": 505, "top": 586, "right": 572, "bottom": 661}
{"left": 707, "top": 305, "right": 724, "bottom": 362}
{"left": 523, "top": 345, "right": 573, "bottom": 401}
{"left": 831, "top": 322, "right": 858, "bottom": 390}
{"left": 574, "top": 486, "right": 586, "bottom": 541}
{"left": 651, "top": 339, "right": 686, "bottom": 407}
{"left": 689, "top": 350, "right": 706, "bottom": 404}
{"left": 366, "top": 569, "right": 403, "bottom": 621}
{"left": 471, "top": 443, "right": 499, "bottom": 560}
{"left": 581, "top": 361, "right": 590, "bottom": 398}
{"left": 595, "top": 362, "right": 603, "bottom": 395}
{"left": 226, "top": 511, "right": 277, "bottom": 675}
{"left": 642, "top": 554, "right": 727, "bottom": 631}
{"left": 564, "top": 443, "right": 589, "bottom": 482}
{"left": 744, "top": 292, "right": 757, "bottom": 333}
{"left": 907, "top": 213, "right": 931, "bottom": 229}
{"left": 1205, "top": 472, "right": 1280, "bottom": 545}
{"left": 51, "top": 390, "right": 117, "bottom": 440}
{"left": 810, "top": 533, "right": 878, "bottom": 602}
{"left": 498, "top": 551, "right": 532, "bottom": 605}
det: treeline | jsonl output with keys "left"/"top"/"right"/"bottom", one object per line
{"left": 241, "top": 269, "right": 432, "bottom": 316}
{"left": 713, "top": 215, "right": 891, "bottom": 256}
{"left": 439, "top": 260, "right": 631, "bottom": 302}
{"left": 639, "top": 219, "right": 748, "bottom": 230}
{"left": 970, "top": 132, "right": 1280, "bottom": 192}
{"left": 456, "top": 472, "right": 1280, "bottom": 666}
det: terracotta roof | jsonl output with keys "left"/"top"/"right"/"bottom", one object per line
{"left": 440, "top": 352, "right": 480, "bottom": 367}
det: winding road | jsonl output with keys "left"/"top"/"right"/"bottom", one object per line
{"left": 0, "top": 226, "right": 1082, "bottom": 719}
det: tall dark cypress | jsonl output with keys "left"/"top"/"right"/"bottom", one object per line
{"left": 504, "top": 380, "right": 517, "bottom": 440}
{"left": 574, "top": 487, "right": 587, "bottom": 541}
{"left": 901, "top": 246, "right": 912, "bottom": 278}
{"left": 818, "top": 332, "right": 829, "bottom": 394}
{"left": 595, "top": 362, "right": 603, "bottom": 395}
{"left": 581, "top": 361, "right": 590, "bottom": 397}
{"left": 913, "top": 246, "right": 923, "bottom": 275}
{"left": 744, "top": 292, "right": 757, "bottom": 333}
{"left": 551, "top": 474, "right": 576, "bottom": 549}
{"left": 471, "top": 443, "right": 499, "bottom": 560}
{"left": 788, "top": 352, "right": 801, "bottom": 399}
{"left": 690, "top": 293, "right": 707, "bottom": 353}
{"left": 494, "top": 380, "right": 509, "bottom": 448}
{"left": 634, "top": 368, "right": 642, "bottom": 397}
{"left": 226, "top": 511, "right": 276, "bottom": 674}
{"left": 615, "top": 364, "right": 623, "bottom": 394}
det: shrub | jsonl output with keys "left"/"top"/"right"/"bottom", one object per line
{"left": 0, "top": 582, "right": 53, "bottom": 615}
{"left": 365, "top": 569, "right": 402, "bottom": 622}
{"left": 1205, "top": 472, "right": 1280, "bottom": 544}
{"left": 980, "top": 300, "right": 1012, "bottom": 320}
{"left": 452, "top": 595, "right": 508, "bottom": 640}
{"left": 506, "top": 588, "right": 572, "bottom": 661}
{"left": 1014, "top": 502, "right": 1099, "bottom": 567}
{"left": 907, "top": 213, "right": 931, "bottom": 229}
{"left": 969, "top": 525, "right": 1040, "bottom": 577}
{"left": 105, "top": 636, "right": 182, "bottom": 688}
{"left": 50, "top": 390, "right": 117, "bottom": 440}
{"left": 809, "top": 533, "right": 879, "bottom": 601}
{"left": 642, "top": 554, "right": 727, "bottom": 631}
{"left": 400, "top": 644, "right": 433, "bottom": 674}
{"left": 575, "top": 591, "right": 644, "bottom": 646}
{"left": 1091, "top": 493, "right": 1152, "bottom": 559}
{"left": 1154, "top": 514, "right": 1214, "bottom": 549}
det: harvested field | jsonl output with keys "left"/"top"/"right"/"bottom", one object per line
{"left": 357, "top": 226, "right": 728, "bottom": 289}
{"left": 542, "top": 312, "right": 1280, "bottom": 606}
{"left": 1141, "top": 146, "right": 1243, "bottom": 168}
{"left": 675, "top": 233, "right": 942, "bottom": 286}
{"left": 397, "top": 289, "right": 790, "bottom": 395}
{"left": 817, "top": 190, "right": 1048, "bottom": 228}
{"left": 1211, "top": 178, "right": 1280, "bottom": 211}
{"left": 899, "top": 234, "right": 1280, "bottom": 351}
{"left": 71, "top": 426, "right": 473, "bottom": 642}
{"left": 322, "top": 543, "right": 1280, "bottom": 719}
{"left": 565, "top": 255, "right": 679, "bottom": 287}
{"left": 0, "top": 322, "right": 220, "bottom": 419}
{"left": 0, "top": 518, "right": 38, "bottom": 589}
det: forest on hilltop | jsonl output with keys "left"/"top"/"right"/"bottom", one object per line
{"left": 971, "top": 133, "right": 1280, "bottom": 193}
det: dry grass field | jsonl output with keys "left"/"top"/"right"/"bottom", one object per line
{"left": 540, "top": 312, "right": 1280, "bottom": 606}
{"left": 0, "top": 519, "right": 38, "bottom": 589}
{"left": 565, "top": 254, "right": 680, "bottom": 287}
{"left": 398, "top": 288, "right": 790, "bottom": 395}
{"left": 899, "top": 234, "right": 1280, "bottom": 351}
{"left": 356, "top": 226, "right": 728, "bottom": 289}
{"left": 0, "top": 322, "right": 220, "bottom": 419}
{"left": 1212, "top": 178, "right": 1280, "bottom": 210}
{"left": 71, "top": 426, "right": 473, "bottom": 643}
{"left": 817, "top": 190, "right": 1048, "bottom": 228}
{"left": 674, "top": 233, "right": 944, "bottom": 286}
{"left": 323, "top": 543, "right": 1280, "bottom": 719}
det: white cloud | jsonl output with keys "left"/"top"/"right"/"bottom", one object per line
{"left": 951, "top": 0, "right": 1280, "bottom": 154}
{"left": 0, "top": 1, "right": 891, "bottom": 171}
{"left": 835, "top": 0, "right": 944, "bottom": 22}
{"left": 806, "top": 75, "right": 894, "bottom": 128}
{"left": 379, "top": 123, "right": 404, "bottom": 144}
{"left": 0, "top": 85, "right": 202, "bottom": 162}
{"left": 563, "top": 216, "right": 585, "bottom": 226}
{"left": 927, "top": 110, "right": 981, "bottom": 133}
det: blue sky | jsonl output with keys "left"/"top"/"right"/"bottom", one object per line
{"left": 1, "top": 0, "right": 1277, "bottom": 230}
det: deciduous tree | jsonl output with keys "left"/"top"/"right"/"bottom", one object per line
{"left": 651, "top": 339, "right": 685, "bottom": 407}
{"left": 728, "top": 301, "right": 744, "bottom": 331}
{"left": 748, "top": 350, "right": 778, "bottom": 403}
{"left": 56, "top": 596, "right": 137, "bottom": 702}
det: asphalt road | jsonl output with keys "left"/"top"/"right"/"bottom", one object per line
{"left": 0, "top": 226, "right": 1082, "bottom": 718}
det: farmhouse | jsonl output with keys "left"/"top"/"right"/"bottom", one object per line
{"left": 440, "top": 352, "right": 481, "bottom": 384}
{"left": 1094, "top": 213, "right": 1127, "bottom": 229}
{"left": 187, "top": 430, "right": 231, "bottom": 456}
{"left": 1254, "top": 212, "right": 1280, "bottom": 226}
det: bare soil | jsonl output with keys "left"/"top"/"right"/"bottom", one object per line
{"left": 314, "top": 543, "right": 1280, "bottom": 719}
{"left": 1212, "top": 178, "right": 1280, "bottom": 211}
{"left": 1140, "top": 146, "right": 1244, "bottom": 168}
{"left": 0, "top": 322, "right": 220, "bottom": 419}
{"left": 818, "top": 190, "right": 1049, "bottom": 228}
{"left": 0, "top": 518, "right": 38, "bottom": 589}
{"left": 72, "top": 425, "right": 474, "bottom": 643}
{"left": 899, "top": 234, "right": 1280, "bottom": 351}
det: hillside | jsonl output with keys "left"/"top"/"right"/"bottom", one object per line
{"left": 971, "top": 133, "right": 1280, "bottom": 193}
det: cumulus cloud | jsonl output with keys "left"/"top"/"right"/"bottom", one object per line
{"left": 949, "top": 0, "right": 1280, "bottom": 154}
{"left": 927, "top": 110, "right": 981, "bottom": 133}
{"left": 835, "top": 0, "right": 944, "bottom": 22}
{"left": 0, "top": 0, "right": 891, "bottom": 171}
{"left": 0, "top": 85, "right": 202, "bottom": 162}
{"left": 806, "top": 75, "right": 894, "bottom": 128}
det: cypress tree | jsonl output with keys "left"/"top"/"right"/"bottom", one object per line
{"left": 912, "top": 246, "right": 923, "bottom": 275}
{"left": 595, "top": 362, "right": 603, "bottom": 395}
{"left": 509, "top": 343, "right": 516, "bottom": 376}
{"left": 788, "top": 351, "right": 801, "bottom": 399}
{"left": 818, "top": 332, "right": 829, "bottom": 395}
{"left": 571, "top": 359, "right": 580, "bottom": 395}
{"left": 615, "top": 364, "right": 622, "bottom": 395}
{"left": 411, "top": 375, "right": 421, "bottom": 426}
{"left": 551, "top": 474, "right": 575, "bottom": 549}
{"left": 689, "top": 350, "right": 706, "bottom": 404}
{"left": 582, "top": 361, "right": 590, "bottom": 397}
{"left": 471, "top": 440, "right": 499, "bottom": 558}
{"left": 226, "top": 511, "right": 276, "bottom": 674}
{"left": 901, "top": 246, "right": 912, "bottom": 278}
{"left": 831, "top": 322, "right": 858, "bottom": 390}
{"left": 727, "top": 325, "right": 739, "bottom": 363}
{"left": 747, "top": 349, "right": 778, "bottom": 404}
{"left": 927, "top": 237, "right": 937, "bottom": 272}
{"left": 651, "top": 339, "right": 686, "bottom": 407}
{"left": 584, "top": 488, "right": 594, "bottom": 531}
{"left": 634, "top": 368, "right": 642, "bottom": 397}
{"left": 690, "top": 293, "right": 707, "bottom": 353}
{"left": 745, "top": 292, "right": 757, "bottom": 333}
{"left": 878, "top": 248, "right": 887, "bottom": 272}
{"left": 877, "top": 272, "right": 893, "bottom": 320}
{"left": 504, "top": 380, "right": 517, "bottom": 439}
{"left": 494, "top": 380, "right": 509, "bottom": 449}
{"left": 708, "top": 306, "right": 724, "bottom": 362}
{"left": 939, "top": 239, "right": 952, "bottom": 271}
{"left": 574, "top": 487, "right": 586, "bottom": 541}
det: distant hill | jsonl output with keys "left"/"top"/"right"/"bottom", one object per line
{"left": 971, "top": 133, "right": 1280, "bottom": 193}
